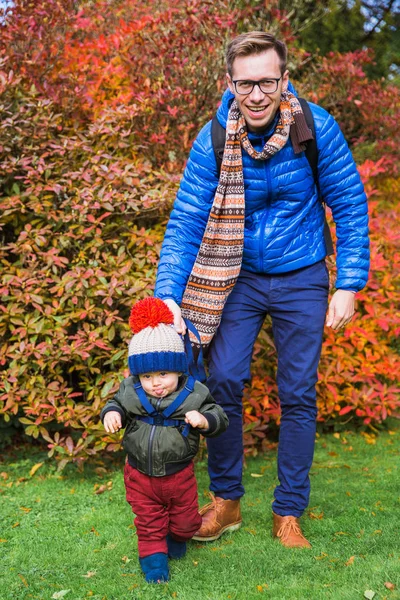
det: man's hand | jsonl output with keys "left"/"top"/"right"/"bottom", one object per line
{"left": 185, "top": 410, "right": 209, "bottom": 430}
{"left": 163, "top": 298, "right": 187, "bottom": 334}
{"left": 103, "top": 411, "right": 122, "bottom": 433}
{"left": 325, "top": 290, "right": 356, "bottom": 331}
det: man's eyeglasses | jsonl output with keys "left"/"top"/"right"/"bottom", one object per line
{"left": 232, "top": 77, "right": 282, "bottom": 95}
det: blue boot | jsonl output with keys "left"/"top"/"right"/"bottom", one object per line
{"left": 139, "top": 552, "right": 169, "bottom": 583}
{"left": 166, "top": 534, "right": 187, "bottom": 559}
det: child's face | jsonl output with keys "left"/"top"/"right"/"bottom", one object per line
{"left": 139, "top": 371, "right": 180, "bottom": 398}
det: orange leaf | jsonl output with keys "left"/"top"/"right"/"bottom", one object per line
{"left": 384, "top": 582, "right": 395, "bottom": 590}
{"left": 309, "top": 511, "right": 324, "bottom": 520}
{"left": 345, "top": 556, "right": 355, "bottom": 566}
{"left": 18, "top": 574, "right": 28, "bottom": 587}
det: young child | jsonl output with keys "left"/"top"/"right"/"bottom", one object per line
{"left": 100, "top": 297, "right": 228, "bottom": 584}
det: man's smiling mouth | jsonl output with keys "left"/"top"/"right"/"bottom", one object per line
{"left": 248, "top": 106, "right": 267, "bottom": 113}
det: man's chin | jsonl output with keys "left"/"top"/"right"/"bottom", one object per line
{"left": 244, "top": 110, "right": 272, "bottom": 133}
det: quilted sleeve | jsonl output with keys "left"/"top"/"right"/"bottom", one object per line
{"left": 154, "top": 121, "right": 218, "bottom": 304}
{"left": 197, "top": 390, "right": 229, "bottom": 438}
{"left": 314, "top": 106, "right": 370, "bottom": 291}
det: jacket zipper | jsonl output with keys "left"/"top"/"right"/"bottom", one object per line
{"left": 259, "top": 150, "right": 271, "bottom": 271}
{"left": 147, "top": 398, "right": 162, "bottom": 475}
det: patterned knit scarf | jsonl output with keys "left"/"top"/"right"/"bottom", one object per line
{"left": 181, "top": 91, "right": 313, "bottom": 350}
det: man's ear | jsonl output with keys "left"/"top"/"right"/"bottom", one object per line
{"left": 226, "top": 72, "right": 235, "bottom": 94}
{"left": 282, "top": 69, "right": 289, "bottom": 92}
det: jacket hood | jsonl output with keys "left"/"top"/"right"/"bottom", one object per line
{"left": 216, "top": 80, "right": 298, "bottom": 134}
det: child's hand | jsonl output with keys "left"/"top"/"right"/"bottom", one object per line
{"left": 185, "top": 410, "right": 208, "bottom": 430}
{"left": 104, "top": 411, "right": 122, "bottom": 433}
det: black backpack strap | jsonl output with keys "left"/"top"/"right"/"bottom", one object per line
{"left": 211, "top": 116, "right": 226, "bottom": 176}
{"left": 299, "top": 97, "right": 334, "bottom": 256}
{"left": 298, "top": 98, "right": 318, "bottom": 182}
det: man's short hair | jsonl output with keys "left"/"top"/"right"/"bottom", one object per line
{"left": 226, "top": 31, "right": 287, "bottom": 76}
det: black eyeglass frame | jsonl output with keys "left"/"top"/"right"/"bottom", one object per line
{"left": 232, "top": 76, "right": 282, "bottom": 95}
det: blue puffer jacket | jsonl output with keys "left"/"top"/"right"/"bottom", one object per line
{"left": 155, "top": 88, "right": 369, "bottom": 303}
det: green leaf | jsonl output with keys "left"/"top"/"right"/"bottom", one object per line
{"left": 101, "top": 380, "right": 114, "bottom": 398}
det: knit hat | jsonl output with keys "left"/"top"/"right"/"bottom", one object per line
{"left": 128, "top": 297, "right": 187, "bottom": 376}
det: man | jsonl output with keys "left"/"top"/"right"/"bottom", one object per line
{"left": 154, "top": 32, "right": 369, "bottom": 548}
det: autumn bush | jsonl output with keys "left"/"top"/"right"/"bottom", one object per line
{"left": 243, "top": 166, "right": 400, "bottom": 450}
{"left": 0, "top": 0, "right": 399, "bottom": 467}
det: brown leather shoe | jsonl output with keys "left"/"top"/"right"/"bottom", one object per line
{"left": 272, "top": 512, "right": 311, "bottom": 548}
{"left": 192, "top": 495, "right": 242, "bottom": 542}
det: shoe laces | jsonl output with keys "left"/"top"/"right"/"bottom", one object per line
{"left": 200, "top": 491, "right": 218, "bottom": 513}
{"left": 277, "top": 517, "right": 305, "bottom": 542}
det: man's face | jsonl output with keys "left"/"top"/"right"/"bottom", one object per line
{"left": 227, "top": 49, "right": 289, "bottom": 133}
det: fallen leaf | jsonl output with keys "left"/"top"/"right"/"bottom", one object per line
{"left": 364, "top": 591, "right": 376, "bottom": 599}
{"left": 20, "top": 506, "right": 32, "bottom": 513}
{"left": 29, "top": 463, "right": 43, "bottom": 477}
{"left": 0, "top": 539, "right": 7, "bottom": 543}
{"left": 52, "top": 591, "right": 71, "bottom": 599}
{"left": 328, "top": 451, "right": 338, "bottom": 457}
{"left": 192, "top": 560, "right": 198, "bottom": 566}
{"left": 95, "top": 466, "right": 108, "bottom": 477}
{"left": 121, "top": 556, "right": 130, "bottom": 563}
{"left": 333, "top": 433, "right": 340, "bottom": 439}
{"left": 82, "top": 570, "right": 97, "bottom": 578}
{"left": 90, "top": 527, "right": 99, "bottom": 536}
{"left": 345, "top": 556, "right": 355, "bottom": 566}
{"left": 384, "top": 582, "right": 395, "bottom": 590}
{"left": 18, "top": 574, "right": 28, "bottom": 587}
{"left": 309, "top": 511, "right": 324, "bottom": 520}
{"left": 250, "top": 473, "right": 263, "bottom": 478}
{"left": 94, "top": 481, "right": 113, "bottom": 495}
{"left": 12, "top": 522, "right": 20, "bottom": 528}
{"left": 0, "top": 472, "right": 8, "bottom": 480}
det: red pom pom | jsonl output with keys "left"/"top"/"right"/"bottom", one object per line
{"left": 129, "top": 297, "right": 174, "bottom": 334}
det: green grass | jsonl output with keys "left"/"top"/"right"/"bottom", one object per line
{"left": 1, "top": 426, "right": 399, "bottom": 600}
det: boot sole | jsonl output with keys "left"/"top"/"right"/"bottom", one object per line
{"left": 192, "top": 521, "right": 242, "bottom": 542}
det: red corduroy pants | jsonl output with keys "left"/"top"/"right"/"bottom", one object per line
{"left": 124, "top": 461, "right": 202, "bottom": 558}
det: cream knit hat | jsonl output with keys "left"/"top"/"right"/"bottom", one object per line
{"left": 127, "top": 297, "right": 187, "bottom": 375}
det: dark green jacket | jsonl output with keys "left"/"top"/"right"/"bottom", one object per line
{"left": 100, "top": 375, "right": 228, "bottom": 477}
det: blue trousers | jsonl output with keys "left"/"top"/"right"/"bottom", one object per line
{"left": 206, "top": 261, "right": 329, "bottom": 517}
